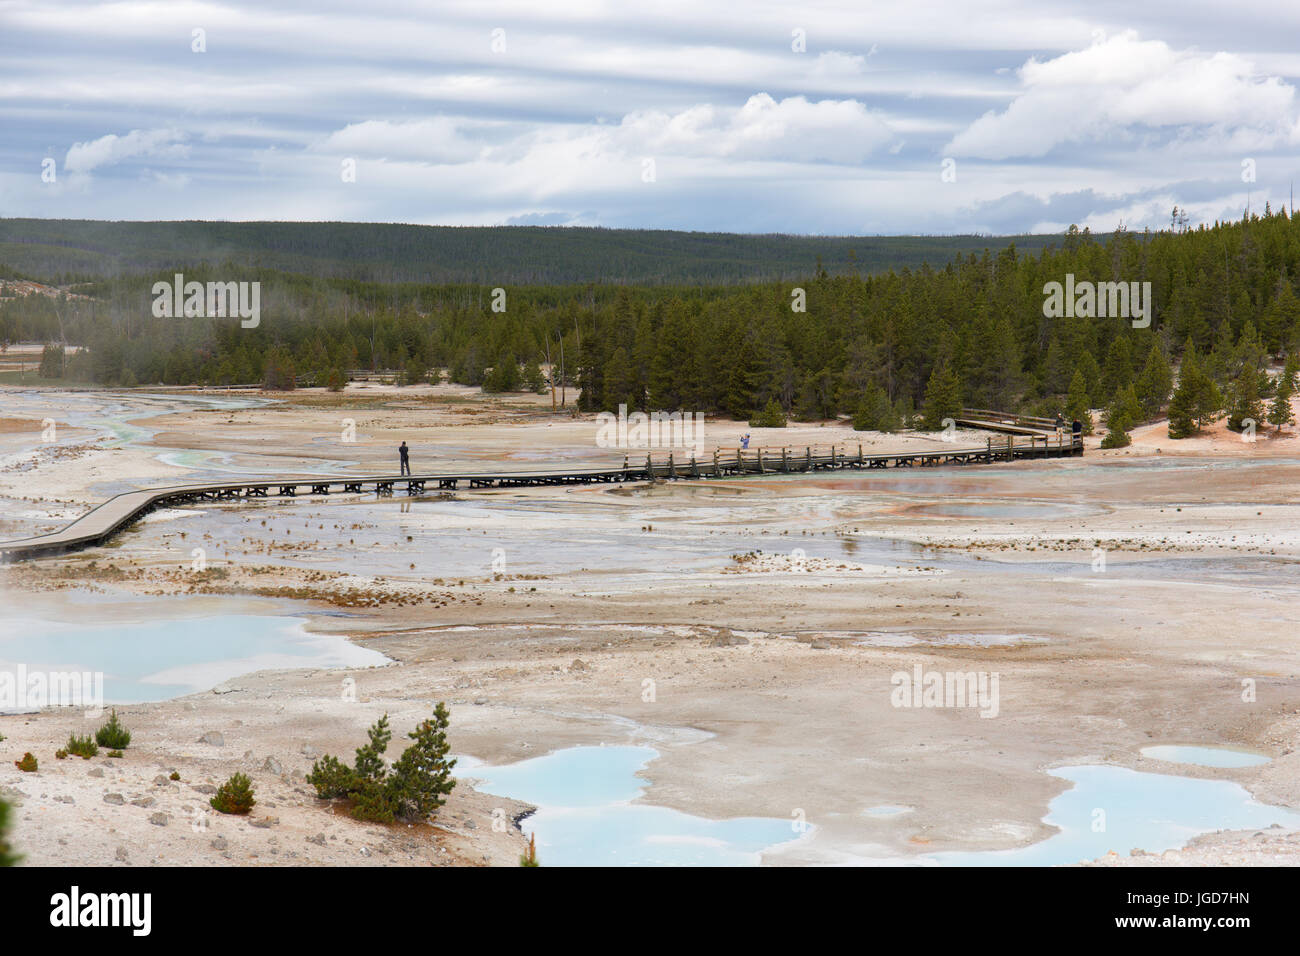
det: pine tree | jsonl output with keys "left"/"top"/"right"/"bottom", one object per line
{"left": 921, "top": 365, "right": 962, "bottom": 430}
{"left": 1227, "top": 365, "right": 1264, "bottom": 433}
{"left": 522, "top": 358, "right": 547, "bottom": 394}
{"left": 1135, "top": 343, "right": 1173, "bottom": 417}
{"left": 386, "top": 702, "right": 457, "bottom": 821}
{"left": 1100, "top": 393, "right": 1133, "bottom": 448}
{"left": 1064, "top": 369, "right": 1093, "bottom": 435}
{"left": 851, "top": 382, "right": 897, "bottom": 432}
{"left": 1167, "top": 375, "right": 1197, "bottom": 439}
{"left": 1267, "top": 373, "right": 1295, "bottom": 431}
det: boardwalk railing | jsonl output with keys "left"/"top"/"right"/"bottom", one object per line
{"left": 1, "top": 419, "right": 1082, "bottom": 563}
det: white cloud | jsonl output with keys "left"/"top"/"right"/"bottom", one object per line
{"left": 947, "top": 31, "right": 1300, "bottom": 160}
{"left": 64, "top": 128, "right": 189, "bottom": 174}
{"left": 313, "top": 118, "right": 488, "bottom": 163}
{"left": 617, "top": 94, "right": 895, "bottom": 164}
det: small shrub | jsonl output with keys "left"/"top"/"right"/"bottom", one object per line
{"left": 95, "top": 710, "right": 131, "bottom": 750}
{"left": 210, "top": 773, "right": 256, "bottom": 815}
{"left": 14, "top": 753, "right": 37, "bottom": 772}
{"left": 169, "top": 771, "right": 180, "bottom": 781}
{"left": 107, "top": 750, "right": 124, "bottom": 759}
{"left": 66, "top": 734, "right": 98, "bottom": 759}
{"left": 307, "top": 704, "right": 457, "bottom": 823}
{"left": 520, "top": 832, "right": 540, "bottom": 867}
{"left": 0, "top": 797, "right": 18, "bottom": 866}
{"left": 55, "top": 749, "right": 68, "bottom": 760}
{"left": 748, "top": 399, "right": 787, "bottom": 428}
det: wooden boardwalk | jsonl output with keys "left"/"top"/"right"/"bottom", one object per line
{"left": 1, "top": 410, "right": 1081, "bottom": 562}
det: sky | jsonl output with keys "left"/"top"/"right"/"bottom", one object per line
{"left": 2, "top": 0, "right": 1299, "bottom": 235}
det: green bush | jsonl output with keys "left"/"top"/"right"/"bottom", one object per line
{"left": 95, "top": 710, "right": 131, "bottom": 750}
{"left": 14, "top": 753, "right": 36, "bottom": 772}
{"left": 748, "top": 399, "right": 787, "bottom": 428}
{"left": 0, "top": 797, "right": 18, "bottom": 866}
{"left": 307, "top": 704, "right": 458, "bottom": 823}
{"left": 66, "top": 734, "right": 98, "bottom": 759}
{"left": 210, "top": 773, "right": 256, "bottom": 815}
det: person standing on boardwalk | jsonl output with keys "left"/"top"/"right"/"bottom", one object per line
{"left": 399, "top": 441, "right": 410, "bottom": 476}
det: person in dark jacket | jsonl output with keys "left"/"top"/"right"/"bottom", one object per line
{"left": 399, "top": 441, "right": 410, "bottom": 476}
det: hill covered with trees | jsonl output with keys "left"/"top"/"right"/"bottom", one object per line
{"left": 4, "top": 210, "right": 1299, "bottom": 442}
{"left": 0, "top": 218, "right": 1059, "bottom": 285}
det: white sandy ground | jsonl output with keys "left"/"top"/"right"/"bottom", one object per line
{"left": 2, "top": 383, "right": 1300, "bottom": 866}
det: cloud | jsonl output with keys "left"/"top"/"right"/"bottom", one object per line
{"left": 313, "top": 118, "right": 488, "bottom": 164}
{"left": 617, "top": 93, "right": 896, "bottom": 164}
{"left": 64, "top": 128, "right": 189, "bottom": 174}
{"left": 946, "top": 31, "right": 1300, "bottom": 160}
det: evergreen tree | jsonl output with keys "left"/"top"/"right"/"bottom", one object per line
{"left": 522, "top": 358, "right": 547, "bottom": 394}
{"left": 1135, "top": 343, "right": 1173, "bottom": 417}
{"left": 851, "top": 382, "right": 899, "bottom": 432}
{"left": 921, "top": 365, "right": 962, "bottom": 430}
{"left": 38, "top": 342, "right": 64, "bottom": 378}
{"left": 386, "top": 702, "right": 457, "bottom": 821}
{"left": 1100, "top": 393, "right": 1133, "bottom": 448}
{"left": 749, "top": 398, "right": 787, "bottom": 428}
{"left": 1227, "top": 365, "right": 1264, "bottom": 433}
{"left": 1267, "top": 372, "right": 1295, "bottom": 431}
{"left": 1167, "top": 375, "right": 1198, "bottom": 439}
{"left": 1064, "top": 369, "right": 1093, "bottom": 435}
{"left": 1101, "top": 336, "right": 1134, "bottom": 400}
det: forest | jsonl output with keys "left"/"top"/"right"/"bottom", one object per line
{"left": 3, "top": 210, "right": 1299, "bottom": 444}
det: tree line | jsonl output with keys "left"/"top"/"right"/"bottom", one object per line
{"left": 7, "top": 210, "right": 1300, "bottom": 442}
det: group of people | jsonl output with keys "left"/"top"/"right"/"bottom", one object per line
{"left": 1054, "top": 413, "right": 1083, "bottom": 441}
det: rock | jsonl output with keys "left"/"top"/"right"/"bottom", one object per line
{"left": 262, "top": 756, "right": 283, "bottom": 775}
{"left": 152, "top": 775, "right": 171, "bottom": 786}
{"left": 54, "top": 794, "right": 74, "bottom": 805}
{"left": 473, "top": 698, "right": 488, "bottom": 705}
{"left": 810, "top": 640, "right": 831, "bottom": 649}
{"left": 249, "top": 816, "right": 279, "bottom": 829}
{"left": 88, "top": 768, "right": 104, "bottom": 778}
{"left": 306, "top": 833, "right": 327, "bottom": 846}
{"left": 301, "top": 745, "right": 318, "bottom": 759}
{"left": 198, "top": 731, "right": 225, "bottom": 747}
{"left": 708, "top": 629, "right": 749, "bottom": 647}
{"left": 464, "top": 820, "right": 477, "bottom": 830}
{"left": 212, "top": 683, "right": 242, "bottom": 695}
{"left": 192, "top": 784, "right": 217, "bottom": 795}
{"left": 115, "top": 847, "right": 129, "bottom": 862}
{"left": 103, "top": 793, "right": 125, "bottom": 805}
{"left": 210, "top": 836, "right": 228, "bottom": 851}
{"left": 569, "top": 659, "right": 588, "bottom": 672}
{"left": 149, "top": 812, "right": 169, "bottom": 827}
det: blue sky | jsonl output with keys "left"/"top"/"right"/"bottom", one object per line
{"left": 3, "top": 0, "right": 1299, "bottom": 234}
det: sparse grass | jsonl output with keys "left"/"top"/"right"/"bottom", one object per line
{"left": 65, "top": 734, "right": 98, "bottom": 759}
